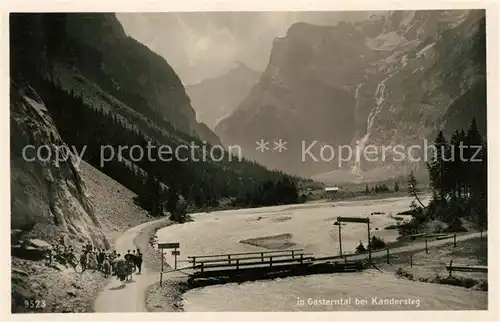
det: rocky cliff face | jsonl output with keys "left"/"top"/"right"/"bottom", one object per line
{"left": 10, "top": 84, "right": 109, "bottom": 248}
{"left": 187, "top": 62, "right": 261, "bottom": 130}
{"left": 216, "top": 10, "right": 486, "bottom": 181}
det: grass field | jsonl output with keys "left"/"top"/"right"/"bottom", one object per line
{"left": 376, "top": 237, "right": 488, "bottom": 290}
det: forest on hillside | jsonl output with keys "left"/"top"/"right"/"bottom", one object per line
{"left": 19, "top": 76, "right": 303, "bottom": 221}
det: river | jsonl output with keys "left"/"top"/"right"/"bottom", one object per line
{"left": 156, "top": 196, "right": 487, "bottom": 311}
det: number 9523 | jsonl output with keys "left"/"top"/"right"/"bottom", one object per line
{"left": 24, "top": 300, "right": 46, "bottom": 309}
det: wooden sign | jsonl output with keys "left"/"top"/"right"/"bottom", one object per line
{"left": 171, "top": 250, "right": 180, "bottom": 256}
{"left": 158, "top": 242, "right": 180, "bottom": 249}
{"left": 337, "top": 216, "right": 369, "bottom": 224}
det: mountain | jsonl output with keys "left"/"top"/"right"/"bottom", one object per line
{"left": 187, "top": 62, "right": 261, "bottom": 130}
{"left": 117, "top": 12, "right": 373, "bottom": 85}
{"left": 215, "top": 10, "right": 486, "bottom": 182}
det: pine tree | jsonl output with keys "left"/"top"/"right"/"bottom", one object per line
{"left": 428, "top": 131, "right": 451, "bottom": 200}
{"left": 449, "top": 130, "right": 464, "bottom": 200}
{"left": 465, "top": 118, "right": 486, "bottom": 229}
{"left": 408, "top": 171, "right": 425, "bottom": 208}
{"left": 466, "top": 117, "right": 484, "bottom": 199}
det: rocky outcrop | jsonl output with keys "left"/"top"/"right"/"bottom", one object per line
{"left": 11, "top": 238, "right": 51, "bottom": 261}
{"left": 10, "top": 83, "right": 109, "bottom": 249}
{"left": 216, "top": 10, "right": 486, "bottom": 180}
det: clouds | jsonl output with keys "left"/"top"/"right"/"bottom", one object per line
{"left": 116, "top": 12, "right": 372, "bottom": 85}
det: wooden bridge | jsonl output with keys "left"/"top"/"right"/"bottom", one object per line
{"left": 187, "top": 249, "right": 313, "bottom": 278}
{"left": 180, "top": 249, "right": 361, "bottom": 281}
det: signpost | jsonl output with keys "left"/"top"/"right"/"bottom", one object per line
{"left": 158, "top": 242, "right": 180, "bottom": 285}
{"left": 171, "top": 250, "right": 180, "bottom": 269}
{"left": 367, "top": 220, "right": 371, "bottom": 263}
{"left": 337, "top": 221, "right": 343, "bottom": 256}
{"left": 337, "top": 217, "right": 370, "bottom": 224}
{"left": 337, "top": 216, "right": 371, "bottom": 263}
{"left": 158, "top": 242, "right": 180, "bottom": 249}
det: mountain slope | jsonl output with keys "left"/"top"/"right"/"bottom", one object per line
{"left": 187, "top": 62, "right": 261, "bottom": 130}
{"left": 216, "top": 10, "right": 486, "bottom": 181}
{"left": 26, "top": 13, "right": 220, "bottom": 145}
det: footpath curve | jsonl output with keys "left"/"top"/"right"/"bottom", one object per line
{"left": 93, "top": 219, "right": 164, "bottom": 312}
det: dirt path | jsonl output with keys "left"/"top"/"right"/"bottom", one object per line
{"left": 93, "top": 219, "right": 165, "bottom": 312}
{"left": 316, "top": 231, "right": 487, "bottom": 262}
{"left": 359, "top": 232, "right": 486, "bottom": 261}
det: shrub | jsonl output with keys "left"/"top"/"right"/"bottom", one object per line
{"left": 431, "top": 221, "right": 445, "bottom": 233}
{"left": 445, "top": 217, "right": 467, "bottom": 233}
{"left": 396, "top": 268, "right": 414, "bottom": 280}
{"left": 370, "top": 236, "right": 386, "bottom": 250}
{"left": 355, "top": 241, "right": 366, "bottom": 254}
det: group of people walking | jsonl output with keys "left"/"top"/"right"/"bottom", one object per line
{"left": 45, "top": 241, "right": 144, "bottom": 286}
{"left": 112, "top": 249, "right": 144, "bottom": 285}
{"left": 45, "top": 244, "right": 77, "bottom": 268}
{"left": 78, "top": 245, "right": 143, "bottom": 283}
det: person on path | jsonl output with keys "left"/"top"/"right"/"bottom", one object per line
{"left": 123, "top": 251, "right": 134, "bottom": 281}
{"left": 45, "top": 246, "right": 54, "bottom": 266}
{"left": 135, "top": 248, "right": 143, "bottom": 274}
{"left": 110, "top": 250, "right": 117, "bottom": 262}
{"left": 66, "top": 246, "right": 77, "bottom": 270}
{"left": 53, "top": 245, "right": 66, "bottom": 266}
{"left": 79, "top": 250, "right": 88, "bottom": 273}
{"left": 126, "top": 259, "right": 134, "bottom": 281}
{"left": 115, "top": 255, "right": 127, "bottom": 285}
{"left": 111, "top": 252, "right": 119, "bottom": 275}
{"left": 102, "top": 255, "right": 111, "bottom": 277}
{"left": 131, "top": 250, "right": 137, "bottom": 272}
{"left": 90, "top": 251, "right": 98, "bottom": 272}
{"left": 98, "top": 249, "right": 105, "bottom": 271}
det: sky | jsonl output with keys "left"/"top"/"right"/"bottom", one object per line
{"left": 116, "top": 12, "right": 373, "bottom": 85}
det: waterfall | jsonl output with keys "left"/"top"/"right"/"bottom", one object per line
{"left": 351, "top": 75, "right": 391, "bottom": 175}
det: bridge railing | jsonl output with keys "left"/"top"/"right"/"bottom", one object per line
{"left": 187, "top": 249, "right": 305, "bottom": 268}
{"left": 195, "top": 254, "right": 315, "bottom": 272}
